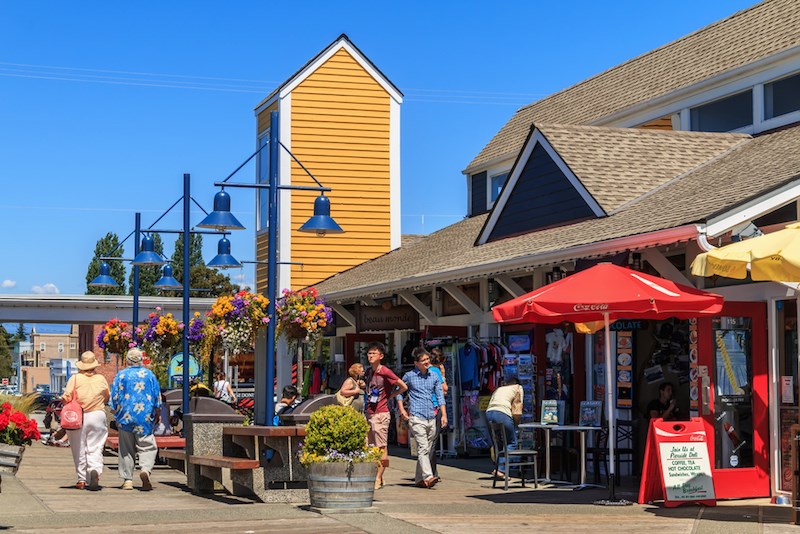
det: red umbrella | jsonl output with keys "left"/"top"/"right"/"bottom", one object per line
{"left": 491, "top": 262, "right": 723, "bottom": 501}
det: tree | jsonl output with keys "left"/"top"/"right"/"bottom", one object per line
{"left": 13, "top": 323, "right": 26, "bottom": 343}
{"left": 170, "top": 233, "right": 204, "bottom": 284}
{"left": 86, "top": 233, "right": 126, "bottom": 295}
{"left": 0, "top": 325, "right": 12, "bottom": 380}
{"left": 188, "top": 265, "right": 241, "bottom": 298}
{"left": 130, "top": 233, "right": 164, "bottom": 296}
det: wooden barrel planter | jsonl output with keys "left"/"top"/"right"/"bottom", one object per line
{"left": 307, "top": 461, "right": 378, "bottom": 510}
{"left": 0, "top": 444, "right": 25, "bottom": 493}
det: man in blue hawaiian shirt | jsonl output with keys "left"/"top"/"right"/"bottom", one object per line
{"left": 110, "top": 348, "right": 161, "bottom": 491}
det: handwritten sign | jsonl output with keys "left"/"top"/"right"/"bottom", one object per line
{"left": 658, "top": 442, "right": 714, "bottom": 501}
{"left": 638, "top": 418, "right": 716, "bottom": 507}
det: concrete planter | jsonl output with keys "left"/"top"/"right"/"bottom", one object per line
{"left": 307, "top": 461, "right": 378, "bottom": 510}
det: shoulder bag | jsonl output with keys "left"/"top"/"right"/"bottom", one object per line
{"left": 60, "top": 377, "right": 84, "bottom": 430}
{"left": 335, "top": 378, "right": 356, "bottom": 407}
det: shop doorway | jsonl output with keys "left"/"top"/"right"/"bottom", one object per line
{"left": 697, "top": 301, "right": 769, "bottom": 499}
{"left": 345, "top": 333, "right": 387, "bottom": 369}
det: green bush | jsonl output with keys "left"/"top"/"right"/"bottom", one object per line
{"left": 299, "top": 405, "right": 380, "bottom": 466}
{"left": 305, "top": 405, "right": 368, "bottom": 455}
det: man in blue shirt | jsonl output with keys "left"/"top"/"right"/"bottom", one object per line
{"left": 398, "top": 347, "right": 446, "bottom": 488}
{"left": 110, "top": 348, "right": 161, "bottom": 491}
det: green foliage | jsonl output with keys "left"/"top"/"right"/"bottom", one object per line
{"left": 0, "top": 393, "right": 37, "bottom": 416}
{"left": 130, "top": 233, "right": 164, "bottom": 296}
{"left": 13, "top": 324, "right": 26, "bottom": 343}
{"left": 170, "top": 233, "right": 204, "bottom": 282}
{"left": 0, "top": 325, "right": 13, "bottom": 379}
{"left": 86, "top": 232, "right": 126, "bottom": 295}
{"left": 303, "top": 405, "right": 369, "bottom": 457}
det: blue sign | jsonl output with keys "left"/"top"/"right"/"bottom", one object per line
{"left": 168, "top": 352, "right": 201, "bottom": 384}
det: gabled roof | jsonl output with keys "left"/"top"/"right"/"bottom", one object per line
{"left": 255, "top": 33, "right": 403, "bottom": 112}
{"left": 315, "top": 123, "right": 800, "bottom": 299}
{"left": 466, "top": 0, "right": 800, "bottom": 172}
{"left": 477, "top": 125, "right": 749, "bottom": 244}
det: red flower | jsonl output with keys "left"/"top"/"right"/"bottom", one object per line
{"left": 1, "top": 402, "right": 12, "bottom": 413}
{"left": 10, "top": 411, "right": 27, "bottom": 426}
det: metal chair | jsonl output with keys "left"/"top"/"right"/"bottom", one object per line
{"left": 586, "top": 419, "right": 637, "bottom": 485}
{"left": 488, "top": 421, "right": 539, "bottom": 490}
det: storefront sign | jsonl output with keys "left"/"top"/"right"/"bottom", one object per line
{"left": 355, "top": 303, "right": 419, "bottom": 333}
{"left": 616, "top": 331, "right": 633, "bottom": 408}
{"left": 638, "top": 418, "right": 716, "bottom": 507}
{"left": 610, "top": 320, "right": 648, "bottom": 331}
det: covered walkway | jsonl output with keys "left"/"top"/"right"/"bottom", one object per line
{"left": 0, "top": 294, "right": 215, "bottom": 324}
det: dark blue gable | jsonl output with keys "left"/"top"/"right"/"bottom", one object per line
{"left": 487, "top": 143, "right": 597, "bottom": 242}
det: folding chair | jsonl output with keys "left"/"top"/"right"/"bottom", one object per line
{"left": 489, "top": 421, "right": 539, "bottom": 490}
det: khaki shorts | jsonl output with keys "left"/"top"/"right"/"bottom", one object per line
{"left": 366, "top": 412, "right": 391, "bottom": 448}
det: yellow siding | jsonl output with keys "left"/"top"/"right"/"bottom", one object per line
{"left": 256, "top": 48, "right": 393, "bottom": 291}
{"left": 256, "top": 101, "right": 279, "bottom": 136}
{"left": 636, "top": 115, "right": 674, "bottom": 131}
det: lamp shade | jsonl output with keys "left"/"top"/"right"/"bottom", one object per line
{"left": 207, "top": 237, "right": 241, "bottom": 269}
{"left": 197, "top": 189, "right": 245, "bottom": 231}
{"left": 131, "top": 235, "right": 165, "bottom": 266}
{"left": 89, "top": 261, "right": 119, "bottom": 287}
{"left": 154, "top": 264, "right": 182, "bottom": 289}
{"left": 298, "top": 194, "right": 344, "bottom": 236}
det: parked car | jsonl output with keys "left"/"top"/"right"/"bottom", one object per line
{"left": 31, "top": 392, "right": 59, "bottom": 412}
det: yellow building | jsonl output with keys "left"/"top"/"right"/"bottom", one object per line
{"left": 253, "top": 34, "right": 403, "bottom": 293}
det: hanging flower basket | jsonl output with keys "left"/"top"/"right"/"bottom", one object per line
{"left": 205, "top": 290, "right": 270, "bottom": 356}
{"left": 142, "top": 307, "right": 183, "bottom": 363}
{"left": 276, "top": 287, "right": 332, "bottom": 352}
{"left": 97, "top": 318, "right": 135, "bottom": 356}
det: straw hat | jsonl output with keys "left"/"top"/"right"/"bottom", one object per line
{"left": 126, "top": 347, "right": 144, "bottom": 365}
{"left": 76, "top": 351, "right": 101, "bottom": 371}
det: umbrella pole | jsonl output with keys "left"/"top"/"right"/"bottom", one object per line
{"left": 594, "top": 312, "right": 632, "bottom": 506}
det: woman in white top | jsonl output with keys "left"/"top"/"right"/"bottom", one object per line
{"left": 485, "top": 377, "right": 522, "bottom": 479}
{"left": 213, "top": 372, "right": 236, "bottom": 405}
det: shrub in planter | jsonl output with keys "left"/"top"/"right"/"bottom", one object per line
{"left": 299, "top": 405, "right": 381, "bottom": 510}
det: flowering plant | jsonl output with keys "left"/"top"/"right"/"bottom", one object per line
{"left": 205, "top": 290, "right": 270, "bottom": 356}
{"left": 96, "top": 318, "right": 135, "bottom": 355}
{"left": 275, "top": 287, "right": 332, "bottom": 352}
{"left": 298, "top": 405, "right": 381, "bottom": 467}
{"left": 142, "top": 307, "right": 183, "bottom": 361}
{"left": 0, "top": 401, "right": 41, "bottom": 447}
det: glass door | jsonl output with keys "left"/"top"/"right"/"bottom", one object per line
{"left": 698, "top": 302, "right": 769, "bottom": 498}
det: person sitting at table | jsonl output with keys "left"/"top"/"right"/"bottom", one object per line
{"left": 273, "top": 385, "right": 300, "bottom": 425}
{"left": 647, "top": 382, "right": 680, "bottom": 421}
{"left": 485, "top": 377, "right": 523, "bottom": 479}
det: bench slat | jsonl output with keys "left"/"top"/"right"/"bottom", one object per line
{"left": 107, "top": 436, "right": 186, "bottom": 449}
{"left": 223, "top": 425, "right": 306, "bottom": 437}
{"left": 158, "top": 449, "right": 186, "bottom": 460}
{"left": 189, "top": 455, "right": 260, "bottom": 470}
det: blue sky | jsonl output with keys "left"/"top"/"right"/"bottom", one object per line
{"left": 0, "top": 0, "right": 757, "bottom": 297}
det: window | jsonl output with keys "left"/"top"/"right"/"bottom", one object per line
{"left": 39, "top": 342, "right": 45, "bottom": 351}
{"left": 490, "top": 172, "right": 509, "bottom": 202}
{"left": 69, "top": 343, "right": 76, "bottom": 350}
{"left": 765, "top": 73, "right": 800, "bottom": 120}
{"left": 690, "top": 90, "right": 752, "bottom": 132}
{"left": 257, "top": 133, "right": 270, "bottom": 232}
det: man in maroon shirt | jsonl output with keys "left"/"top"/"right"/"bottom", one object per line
{"left": 365, "top": 341, "right": 408, "bottom": 490}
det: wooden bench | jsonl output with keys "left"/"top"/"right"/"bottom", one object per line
{"left": 222, "top": 425, "right": 307, "bottom": 486}
{"left": 158, "top": 449, "right": 187, "bottom": 473}
{"left": 106, "top": 435, "right": 186, "bottom": 450}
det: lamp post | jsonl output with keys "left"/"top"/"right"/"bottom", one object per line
{"left": 199, "top": 110, "right": 343, "bottom": 425}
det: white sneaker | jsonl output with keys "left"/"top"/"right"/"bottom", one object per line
{"left": 120, "top": 480, "right": 133, "bottom": 490}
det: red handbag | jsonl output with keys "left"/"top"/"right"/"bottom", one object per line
{"left": 60, "top": 378, "right": 83, "bottom": 430}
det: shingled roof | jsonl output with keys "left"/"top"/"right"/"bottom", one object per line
{"left": 466, "top": 0, "right": 800, "bottom": 172}
{"left": 315, "top": 123, "right": 800, "bottom": 299}
{"left": 535, "top": 124, "right": 748, "bottom": 213}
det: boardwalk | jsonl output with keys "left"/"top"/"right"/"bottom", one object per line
{"left": 0, "top": 442, "right": 795, "bottom": 533}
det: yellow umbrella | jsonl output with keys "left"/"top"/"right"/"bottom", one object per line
{"left": 691, "top": 223, "right": 800, "bottom": 281}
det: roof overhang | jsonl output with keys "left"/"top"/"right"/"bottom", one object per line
{"left": 323, "top": 224, "right": 701, "bottom": 303}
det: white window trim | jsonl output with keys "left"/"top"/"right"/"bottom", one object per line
{"left": 487, "top": 169, "right": 511, "bottom": 209}
{"left": 606, "top": 51, "right": 800, "bottom": 133}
